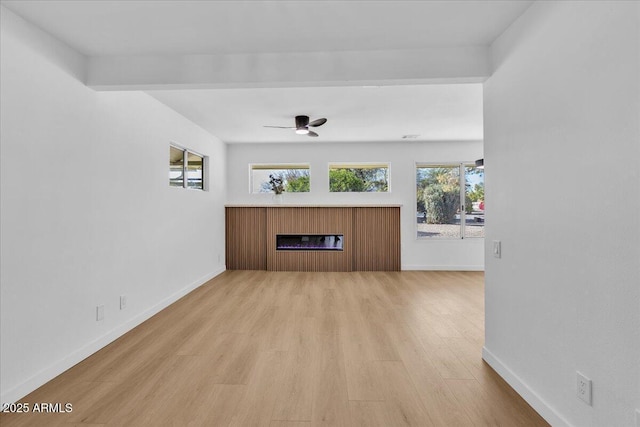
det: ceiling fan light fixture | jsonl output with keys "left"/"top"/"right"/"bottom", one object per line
{"left": 265, "top": 115, "right": 326, "bottom": 137}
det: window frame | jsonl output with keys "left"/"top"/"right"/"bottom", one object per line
{"left": 328, "top": 162, "right": 391, "bottom": 193}
{"left": 415, "top": 162, "right": 483, "bottom": 240}
{"left": 169, "top": 143, "right": 208, "bottom": 191}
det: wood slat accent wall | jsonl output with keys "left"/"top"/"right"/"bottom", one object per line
{"left": 353, "top": 207, "right": 401, "bottom": 271}
{"left": 225, "top": 207, "right": 267, "bottom": 270}
{"left": 266, "top": 207, "right": 353, "bottom": 272}
{"left": 225, "top": 206, "right": 400, "bottom": 271}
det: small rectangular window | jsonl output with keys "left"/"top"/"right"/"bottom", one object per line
{"left": 170, "top": 145, "right": 206, "bottom": 190}
{"left": 329, "top": 163, "right": 389, "bottom": 192}
{"left": 250, "top": 164, "right": 310, "bottom": 193}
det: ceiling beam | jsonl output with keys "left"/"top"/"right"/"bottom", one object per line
{"left": 87, "top": 46, "right": 490, "bottom": 91}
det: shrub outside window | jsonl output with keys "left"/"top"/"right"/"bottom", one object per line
{"left": 329, "top": 163, "right": 389, "bottom": 192}
{"left": 251, "top": 164, "right": 310, "bottom": 193}
{"left": 416, "top": 163, "right": 484, "bottom": 239}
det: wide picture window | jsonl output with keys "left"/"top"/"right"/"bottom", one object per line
{"left": 251, "top": 164, "right": 310, "bottom": 193}
{"left": 416, "top": 163, "right": 484, "bottom": 239}
{"left": 329, "top": 163, "right": 389, "bottom": 192}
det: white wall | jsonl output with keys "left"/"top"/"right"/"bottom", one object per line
{"left": 0, "top": 7, "right": 226, "bottom": 404}
{"left": 483, "top": 2, "right": 639, "bottom": 426}
{"left": 227, "top": 140, "right": 484, "bottom": 270}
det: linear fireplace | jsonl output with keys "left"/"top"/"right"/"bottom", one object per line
{"left": 276, "top": 234, "right": 343, "bottom": 251}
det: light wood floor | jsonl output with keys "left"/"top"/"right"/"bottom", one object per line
{"left": 1, "top": 271, "right": 549, "bottom": 426}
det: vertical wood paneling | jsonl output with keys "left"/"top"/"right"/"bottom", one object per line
{"left": 225, "top": 206, "right": 400, "bottom": 271}
{"left": 353, "top": 207, "right": 401, "bottom": 271}
{"left": 225, "top": 207, "right": 266, "bottom": 270}
{"left": 266, "top": 207, "right": 353, "bottom": 272}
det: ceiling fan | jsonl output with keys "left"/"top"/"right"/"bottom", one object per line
{"left": 264, "top": 115, "right": 327, "bottom": 137}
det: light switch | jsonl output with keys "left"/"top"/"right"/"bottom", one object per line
{"left": 493, "top": 240, "right": 501, "bottom": 258}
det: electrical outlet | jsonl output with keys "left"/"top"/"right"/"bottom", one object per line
{"left": 218, "top": 254, "right": 222, "bottom": 264}
{"left": 576, "top": 372, "right": 592, "bottom": 406}
{"left": 96, "top": 305, "right": 104, "bottom": 321}
{"left": 493, "top": 240, "right": 501, "bottom": 258}
{"left": 120, "top": 295, "right": 127, "bottom": 310}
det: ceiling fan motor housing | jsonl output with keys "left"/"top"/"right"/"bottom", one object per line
{"left": 295, "top": 115, "right": 310, "bottom": 129}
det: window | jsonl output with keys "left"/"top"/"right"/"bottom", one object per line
{"left": 329, "top": 163, "right": 389, "bottom": 192}
{"left": 464, "top": 165, "right": 485, "bottom": 238}
{"left": 169, "top": 145, "right": 206, "bottom": 190}
{"left": 251, "top": 164, "right": 310, "bottom": 193}
{"left": 186, "top": 152, "right": 204, "bottom": 190}
{"left": 169, "top": 146, "right": 184, "bottom": 187}
{"left": 416, "top": 163, "right": 484, "bottom": 239}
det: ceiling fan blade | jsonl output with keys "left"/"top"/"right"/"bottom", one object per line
{"left": 308, "top": 118, "right": 327, "bottom": 127}
{"left": 307, "top": 130, "right": 319, "bottom": 137}
{"left": 264, "top": 125, "right": 295, "bottom": 129}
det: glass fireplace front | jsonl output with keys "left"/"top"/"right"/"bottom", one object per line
{"left": 276, "top": 234, "right": 343, "bottom": 251}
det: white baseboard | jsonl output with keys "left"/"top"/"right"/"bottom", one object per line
{"left": 1, "top": 268, "right": 226, "bottom": 405}
{"left": 402, "top": 264, "right": 484, "bottom": 271}
{"left": 482, "top": 346, "right": 572, "bottom": 427}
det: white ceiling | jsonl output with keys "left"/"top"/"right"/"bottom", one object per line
{"left": 2, "top": 0, "right": 533, "bottom": 144}
{"left": 148, "top": 84, "right": 483, "bottom": 143}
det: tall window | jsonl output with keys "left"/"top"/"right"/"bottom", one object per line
{"left": 416, "top": 163, "right": 484, "bottom": 239}
{"left": 251, "top": 164, "right": 310, "bottom": 193}
{"left": 329, "top": 163, "right": 389, "bottom": 192}
{"left": 169, "top": 145, "right": 206, "bottom": 190}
